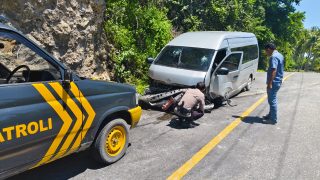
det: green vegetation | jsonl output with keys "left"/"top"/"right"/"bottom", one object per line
{"left": 104, "top": 0, "right": 172, "bottom": 92}
{"left": 104, "top": 0, "right": 320, "bottom": 92}
{"left": 293, "top": 27, "right": 320, "bottom": 71}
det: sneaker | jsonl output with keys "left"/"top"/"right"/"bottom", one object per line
{"left": 262, "top": 119, "right": 277, "bottom": 125}
{"left": 184, "top": 120, "right": 199, "bottom": 128}
{"left": 190, "top": 121, "right": 200, "bottom": 126}
{"left": 262, "top": 114, "right": 270, "bottom": 120}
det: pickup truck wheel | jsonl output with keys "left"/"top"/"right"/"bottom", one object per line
{"left": 93, "top": 119, "right": 129, "bottom": 164}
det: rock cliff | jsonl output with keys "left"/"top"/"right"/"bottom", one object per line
{"left": 0, "top": 0, "right": 110, "bottom": 80}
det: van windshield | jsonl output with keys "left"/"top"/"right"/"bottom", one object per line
{"left": 154, "top": 46, "right": 214, "bottom": 72}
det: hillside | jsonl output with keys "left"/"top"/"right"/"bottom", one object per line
{"left": 0, "top": 0, "right": 110, "bottom": 80}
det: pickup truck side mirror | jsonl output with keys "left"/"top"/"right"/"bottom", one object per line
{"left": 216, "top": 67, "right": 229, "bottom": 75}
{"left": 147, "top": 57, "right": 155, "bottom": 64}
{"left": 63, "top": 69, "right": 73, "bottom": 90}
{"left": 63, "top": 69, "right": 73, "bottom": 81}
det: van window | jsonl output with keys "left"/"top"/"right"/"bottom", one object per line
{"left": 154, "top": 46, "right": 214, "bottom": 72}
{"left": 231, "top": 45, "right": 258, "bottom": 64}
{"left": 220, "top": 53, "right": 241, "bottom": 72}
{"left": 214, "top": 49, "right": 227, "bottom": 65}
{"left": 211, "top": 49, "right": 227, "bottom": 73}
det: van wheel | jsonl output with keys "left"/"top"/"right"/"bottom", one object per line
{"left": 213, "top": 97, "right": 224, "bottom": 107}
{"left": 245, "top": 77, "right": 253, "bottom": 91}
{"left": 93, "top": 119, "right": 129, "bottom": 164}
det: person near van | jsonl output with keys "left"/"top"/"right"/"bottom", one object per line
{"left": 263, "top": 43, "right": 284, "bottom": 124}
{"left": 162, "top": 82, "right": 206, "bottom": 120}
{"left": 175, "top": 82, "right": 206, "bottom": 120}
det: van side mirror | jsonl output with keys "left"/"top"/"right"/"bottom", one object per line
{"left": 216, "top": 67, "right": 229, "bottom": 75}
{"left": 147, "top": 57, "right": 155, "bottom": 64}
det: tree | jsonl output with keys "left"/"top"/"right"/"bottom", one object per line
{"left": 105, "top": 0, "right": 172, "bottom": 91}
{"left": 104, "top": 0, "right": 310, "bottom": 91}
{"left": 293, "top": 27, "right": 320, "bottom": 72}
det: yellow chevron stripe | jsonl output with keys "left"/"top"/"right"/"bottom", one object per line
{"left": 69, "top": 82, "right": 96, "bottom": 150}
{"left": 32, "top": 83, "right": 73, "bottom": 168}
{"left": 47, "top": 82, "right": 83, "bottom": 162}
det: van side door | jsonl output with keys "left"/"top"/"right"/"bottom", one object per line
{"left": 209, "top": 52, "right": 243, "bottom": 98}
{"left": 206, "top": 49, "right": 227, "bottom": 88}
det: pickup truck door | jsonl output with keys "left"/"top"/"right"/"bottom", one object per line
{"left": 0, "top": 30, "right": 83, "bottom": 176}
{"left": 209, "top": 52, "right": 243, "bottom": 98}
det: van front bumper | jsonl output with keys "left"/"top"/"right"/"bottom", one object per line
{"left": 128, "top": 106, "right": 142, "bottom": 128}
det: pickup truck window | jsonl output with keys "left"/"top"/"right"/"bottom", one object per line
{"left": 154, "top": 46, "right": 214, "bottom": 72}
{"left": 0, "top": 32, "right": 61, "bottom": 84}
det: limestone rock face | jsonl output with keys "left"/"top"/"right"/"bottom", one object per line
{"left": 0, "top": 0, "right": 110, "bottom": 80}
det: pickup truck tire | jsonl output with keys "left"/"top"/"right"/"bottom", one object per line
{"left": 93, "top": 119, "right": 129, "bottom": 164}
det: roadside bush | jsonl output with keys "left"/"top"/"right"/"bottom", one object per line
{"left": 105, "top": 0, "right": 172, "bottom": 93}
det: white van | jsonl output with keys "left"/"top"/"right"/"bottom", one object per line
{"left": 147, "top": 31, "right": 259, "bottom": 103}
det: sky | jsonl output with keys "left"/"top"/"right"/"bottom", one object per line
{"left": 294, "top": 0, "right": 320, "bottom": 29}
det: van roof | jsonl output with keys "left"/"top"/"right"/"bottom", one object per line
{"left": 168, "top": 31, "right": 256, "bottom": 50}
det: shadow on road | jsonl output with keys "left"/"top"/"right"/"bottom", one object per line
{"left": 232, "top": 115, "right": 265, "bottom": 124}
{"left": 9, "top": 150, "right": 107, "bottom": 180}
{"left": 167, "top": 118, "right": 200, "bottom": 129}
{"left": 157, "top": 113, "right": 174, "bottom": 120}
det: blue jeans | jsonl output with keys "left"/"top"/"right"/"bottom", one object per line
{"left": 267, "top": 82, "right": 281, "bottom": 121}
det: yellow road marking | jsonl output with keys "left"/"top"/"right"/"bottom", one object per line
{"left": 167, "top": 73, "right": 295, "bottom": 180}
{"left": 48, "top": 82, "right": 83, "bottom": 162}
{"left": 32, "top": 84, "right": 73, "bottom": 168}
{"left": 69, "top": 82, "right": 96, "bottom": 151}
{"left": 283, "top": 73, "right": 295, "bottom": 81}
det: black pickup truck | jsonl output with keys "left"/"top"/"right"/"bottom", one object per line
{"left": 0, "top": 22, "right": 142, "bottom": 179}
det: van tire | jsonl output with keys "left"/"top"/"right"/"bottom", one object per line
{"left": 213, "top": 97, "right": 224, "bottom": 107}
{"left": 245, "top": 77, "right": 253, "bottom": 91}
{"left": 92, "top": 119, "right": 129, "bottom": 164}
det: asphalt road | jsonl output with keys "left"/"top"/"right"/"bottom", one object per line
{"left": 10, "top": 72, "right": 320, "bottom": 180}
